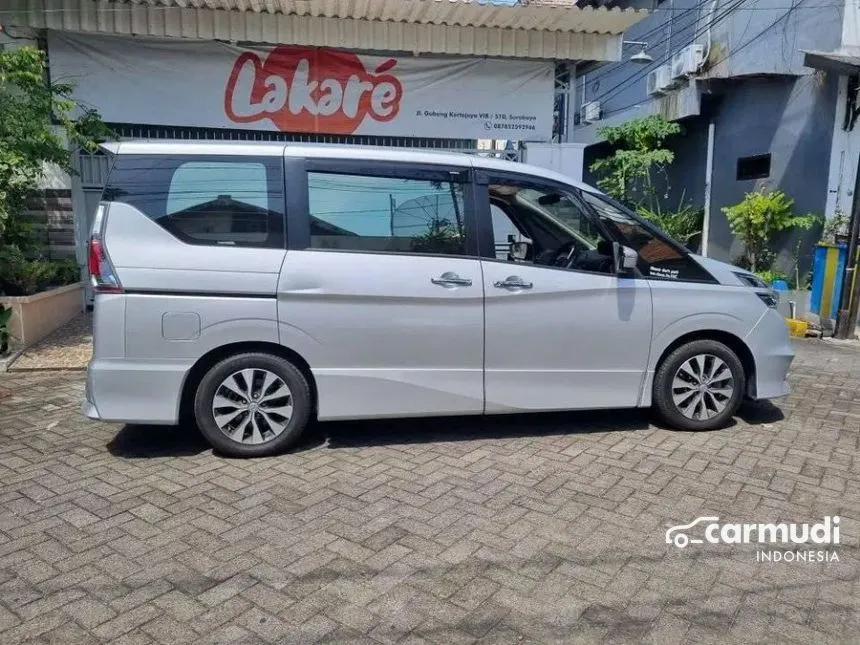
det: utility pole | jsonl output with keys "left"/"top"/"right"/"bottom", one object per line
{"left": 834, "top": 155, "right": 860, "bottom": 339}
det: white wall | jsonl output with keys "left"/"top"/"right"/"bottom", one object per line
{"left": 523, "top": 143, "right": 588, "bottom": 183}
{"left": 824, "top": 76, "right": 860, "bottom": 221}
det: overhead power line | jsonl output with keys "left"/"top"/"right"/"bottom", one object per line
{"left": 582, "top": 0, "right": 751, "bottom": 114}
{"left": 592, "top": 0, "right": 812, "bottom": 120}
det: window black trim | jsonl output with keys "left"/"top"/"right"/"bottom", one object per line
{"left": 284, "top": 157, "right": 310, "bottom": 250}
{"left": 477, "top": 256, "right": 639, "bottom": 280}
{"left": 294, "top": 158, "right": 480, "bottom": 259}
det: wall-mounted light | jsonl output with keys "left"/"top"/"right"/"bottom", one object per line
{"left": 623, "top": 40, "right": 653, "bottom": 65}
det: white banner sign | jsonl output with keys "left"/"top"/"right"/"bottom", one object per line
{"left": 48, "top": 32, "right": 554, "bottom": 141}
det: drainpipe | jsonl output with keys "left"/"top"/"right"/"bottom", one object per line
{"left": 701, "top": 122, "right": 716, "bottom": 256}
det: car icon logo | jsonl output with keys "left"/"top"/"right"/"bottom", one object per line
{"left": 665, "top": 516, "right": 720, "bottom": 548}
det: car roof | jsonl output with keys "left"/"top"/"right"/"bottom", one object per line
{"left": 99, "top": 140, "right": 599, "bottom": 194}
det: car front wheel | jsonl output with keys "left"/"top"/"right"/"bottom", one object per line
{"left": 194, "top": 352, "right": 312, "bottom": 457}
{"left": 653, "top": 339, "right": 746, "bottom": 431}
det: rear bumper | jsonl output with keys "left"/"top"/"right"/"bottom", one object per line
{"left": 82, "top": 358, "right": 191, "bottom": 425}
{"left": 745, "top": 308, "right": 795, "bottom": 400}
{"left": 81, "top": 399, "right": 101, "bottom": 420}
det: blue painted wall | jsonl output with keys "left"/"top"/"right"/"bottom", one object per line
{"left": 583, "top": 73, "right": 837, "bottom": 276}
{"left": 576, "top": 1, "right": 842, "bottom": 278}
{"left": 576, "top": 0, "right": 844, "bottom": 123}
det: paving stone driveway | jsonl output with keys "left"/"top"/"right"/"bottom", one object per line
{"left": 0, "top": 340, "right": 858, "bottom": 645}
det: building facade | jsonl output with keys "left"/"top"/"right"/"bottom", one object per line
{"left": 569, "top": 0, "right": 854, "bottom": 276}
{"left": 2, "top": 0, "right": 646, "bottom": 295}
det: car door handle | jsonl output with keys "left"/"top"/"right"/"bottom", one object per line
{"left": 494, "top": 276, "right": 533, "bottom": 289}
{"left": 431, "top": 272, "right": 473, "bottom": 287}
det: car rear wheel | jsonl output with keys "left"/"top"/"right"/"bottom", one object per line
{"left": 194, "top": 352, "right": 312, "bottom": 457}
{"left": 653, "top": 340, "right": 746, "bottom": 431}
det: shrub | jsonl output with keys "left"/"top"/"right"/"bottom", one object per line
{"left": 636, "top": 198, "right": 704, "bottom": 249}
{"left": 721, "top": 189, "right": 820, "bottom": 272}
{"left": 0, "top": 246, "right": 80, "bottom": 297}
{"left": 0, "top": 304, "right": 13, "bottom": 354}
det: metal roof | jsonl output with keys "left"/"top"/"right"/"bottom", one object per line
{"left": 7, "top": 0, "right": 645, "bottom": 61}
{"left": 113, "top": 0, "right": 645, "bottom": 35}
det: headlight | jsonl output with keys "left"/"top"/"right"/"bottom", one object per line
{"left": 756, "top": 292, "right": 779, "bottom": 308}
{"left": 733, "top": 271, "right": 769, "bottom": 289}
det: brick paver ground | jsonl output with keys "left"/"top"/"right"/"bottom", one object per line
{"left": 5, "top": 313, "right": 92, "bottom": 371}
{"left": 0, "top": 339, "right": 858, "bottom": 644}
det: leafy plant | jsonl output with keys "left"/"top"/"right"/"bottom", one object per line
{"left": 822, "top": 207, "right": 849, "bottom": 244}
{"left": 1, "top": 45, "right": 112, "bottom": 236}
{"left": 0, "top": 246, "right": 79, "bottom": 297}
{"left": 786, "top": 227, "right": 822, "bottom": 291}
{"left": 589, "top": 115, "right": 681, "bottom": 208}
{"left": 636, "top": 196, "right": 704, "bottom": 249}
{"left": 755, "top": 269, "right": 787, "bottom": 287}
{"left": 52, "top": 258, "right": 82, "bottom": 285}
{"left": 588, "top": 115, "right": 703, "bottom": 247}
{"left": 721, "top": 189, "right": 820, "bottom": 272}
{"left": 0, "top": 305, "right": 13, "bottom": 355}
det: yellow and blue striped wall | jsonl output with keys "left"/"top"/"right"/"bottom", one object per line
{"left": 810, "top": 244, "right": 849, "bottom": 320}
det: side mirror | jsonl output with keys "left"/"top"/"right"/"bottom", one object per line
{"left": 509, "top": 241, "right": 532, "bottom": 261}
{"left": 613, "top": 242, "right": 638, "bottom": 274}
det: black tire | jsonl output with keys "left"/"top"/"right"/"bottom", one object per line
{"left": 194, "top": 352, "right": 312, "bottom": 457}
{"left": 653, "top": 339, "right": 746, "bottom": 431}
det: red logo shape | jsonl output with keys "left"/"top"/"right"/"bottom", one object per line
{"left": 224, "top": 46, "right": 403, "bottom": 134}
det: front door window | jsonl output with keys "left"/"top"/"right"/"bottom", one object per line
{"left": 487, "top": 180, "right": 616, "bottom": 275}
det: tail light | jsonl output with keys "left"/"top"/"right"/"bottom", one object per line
{"left": 88, "top": 234, "right": 123, "bottom": 294}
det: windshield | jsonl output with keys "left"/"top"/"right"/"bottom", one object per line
{"left": 580, "top": 191, "right": 688, "bottom": 254}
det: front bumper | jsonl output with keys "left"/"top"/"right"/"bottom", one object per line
{"left": 745, "top": 308, "right": 795, "bottom": 400}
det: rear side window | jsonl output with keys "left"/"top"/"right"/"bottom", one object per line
{"left": 102, "top": 154, "right": 285, "bottom": 248}
{"left": 307, "top": 171, "right": 467, "bottom": 255}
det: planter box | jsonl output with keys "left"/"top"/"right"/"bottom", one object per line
{"left": 0, "top": 283, "right": 84, "bottom": 348}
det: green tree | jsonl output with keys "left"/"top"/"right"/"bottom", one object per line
{"left": 589, "top": 114, "right": 681, "bottom": 207}
{"left": 1, "top": 45, "right": 111, "bottom": 238}
{"left": 588, "top": 115, "right": 703, "bottom": 248}
{"left": 721, "top": 189, "right": 820, "bottom": 273}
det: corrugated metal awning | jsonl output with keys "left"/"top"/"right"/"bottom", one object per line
{"left": 6, "top": 0, "right": 647, "bottom": 61}
{"left": 113, "top": 0, "right": 644, "bottom": 35}
{"left": 802, "top": 49, "right": 860, "bottom": 76}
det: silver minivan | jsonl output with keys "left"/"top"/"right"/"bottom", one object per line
{"left": 83, "top": 141, "right": 794, "bottom": 457}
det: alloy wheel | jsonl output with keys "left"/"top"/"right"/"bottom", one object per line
{"left": 211, "top": 368, "right": 294, "bottom": 444}
{"left": 671, "top": 354, "right": 735, "bottom": 421}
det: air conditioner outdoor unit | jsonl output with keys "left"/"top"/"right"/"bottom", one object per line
{"left": 671, "top": 44, "right": 705, "bottom": 79}
{"left": 647, "top": 69, "right": 665, "bottom": 96}
{"left": 580, "top": 100, "right": 602, "bottom": 124}
{"left": 656, "top": 64, "right": 680, "bottom": 92}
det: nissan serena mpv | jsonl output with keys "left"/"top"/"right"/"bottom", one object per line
{"left": 83, "top": 142, "right": 794, "bottom": 457}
